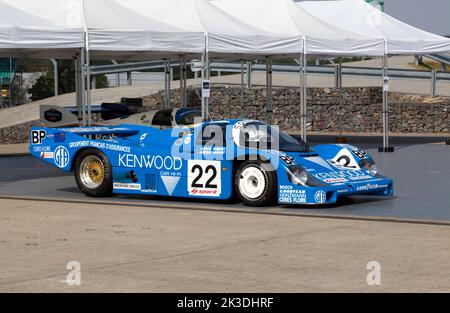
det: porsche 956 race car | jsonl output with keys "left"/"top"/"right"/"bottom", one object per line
{"left": 29, "top": 108, "right": 393, "bottom": 206}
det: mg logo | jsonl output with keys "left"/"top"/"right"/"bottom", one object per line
{"left": 314, "top": 190, "right": 327, "bottom": 204}
{"left": 54, "top": 146, "right": 70, "bottom": 168}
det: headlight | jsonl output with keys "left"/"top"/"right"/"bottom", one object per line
{"left": 360, "top": 160, "right": 378, "bottom": 176}
{"left": 368, "top": 164, "right": 378, "bottom": 176}
{"left": 287, "top": 166, "right": 308, "bottom": 186}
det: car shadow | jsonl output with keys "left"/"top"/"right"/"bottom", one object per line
{"left": 282, "top": 195, "right": 395, "bottom": 210}
{"left": 57, "top": 186, "right": 393, "bottom": 211}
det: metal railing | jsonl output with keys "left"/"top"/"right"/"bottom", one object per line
{"left": 89, "top": 59, "right": 450, "bottom": 98}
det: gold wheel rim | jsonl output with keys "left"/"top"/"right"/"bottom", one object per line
{"left": 87, "top": 160, "right": 105, "bottom": 185}
{"left": 80, "top": 155, "right": 105, "bottom": 189}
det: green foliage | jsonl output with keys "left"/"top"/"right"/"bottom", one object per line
{"left": 28, "top": 71, "right": 55, "bottom": 102}
{"left": 28, "top": 59, "right": 109, "bottom": 101}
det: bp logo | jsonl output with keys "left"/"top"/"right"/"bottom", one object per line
{"left": 54, "top": 146, "right": 70, "bottom": 168}
{"left": 314, "top": 190, "right": 327, "bottom": 204}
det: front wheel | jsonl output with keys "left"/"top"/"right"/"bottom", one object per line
{"left": 235, "top": 161, "right": 277, "bottom": 207}
{"left": 74, "top": 149, "right": 113, "bottom": 197}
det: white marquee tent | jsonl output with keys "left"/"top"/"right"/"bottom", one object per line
{"left": 211, "top": 0, "right": 388, "bottom": 140}
{"left": 2, "top": 0, "right": 205, "bottom": 59}
{"left": 298, "top": 0, "right": 450, "bottom": 150}
{"left": 211, "top": 0, "right": 386, "bottom": 56}
{"left": 298, "top": 0, "right": 450, "bottom": 55}
{"left": 0, "top": 0, "right": 448, "bottom": 149}
{"left": 0, "top": 0, "right": 84, "bottom": 58}
{"left": 113, "top": 0, "right": 305, "bottom": 120}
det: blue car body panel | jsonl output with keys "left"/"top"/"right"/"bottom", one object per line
{"left": 29, "top": 119, "right": 393, "bottom": 205}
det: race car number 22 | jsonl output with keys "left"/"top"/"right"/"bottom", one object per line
{"left": 188, "top": 160, "right": 221, "bottom": 197}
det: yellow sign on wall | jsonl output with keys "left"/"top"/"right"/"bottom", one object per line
{"left": 1, "top": 89, "right": 8, "bottom": 97}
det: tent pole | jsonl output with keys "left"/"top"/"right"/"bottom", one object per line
{"left": 240, "top": 59, "right": 244, "bottom": 117}
{"left": 379, "top": 41, "right": 394, "bottom": 152}
{"left": 164, "top": 59, "right": 171, "bottom": 109}
{"left": 85, "top": 48, "right": 92, "bottom": 127}
{"left": 51, "top": 59, "right": 59, "bottom": 97}
{"left": 205, "top": 46, "right": 210, "bottom": 121}
{"left": 246, "top": 61, "right": 252, "bottom": 89}
{"left": 266, "top": 56, "right": 273, "bottom": 124}
{"left": 201, "top": 34, "right": 210, "bottom": 121}
{"left": 182, "top": 58, "right": 188, "bottom": 107}
{"left": 74, "top": 55, "right": 82, "bottom": 126}
{"left": 300, "top": 36, "right": 308, "bottom": 142}
{"left": 179, "top": 57, "right": 184, "bottom": 107}
{"left": 183, "top": 59, "right": 188, "bottom": 107}
{"left": 300, "top": 54, "right": 307, "bottom": 141}
{"left": 80, "top": 48, "right": 87, "bottom": 126}
{"left": 201, "top": 51, "right": 206, "bottom": 120}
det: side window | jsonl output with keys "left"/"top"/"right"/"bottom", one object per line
{"left": 152, "top": 109, "right": 173, "bottom": 127}
{"left": 196, "top": 124, "right": 227, "bottom": 147}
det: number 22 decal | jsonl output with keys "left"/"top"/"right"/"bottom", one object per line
{"left": 191, "top": 165, "right": 218, "bottom": 189}
{"left": 188, "top": 160, "right": 222, "bottom": 197}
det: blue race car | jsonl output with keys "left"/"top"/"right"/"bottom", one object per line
{"left": 29, "top": 108, "right": 393, "bottom": 206}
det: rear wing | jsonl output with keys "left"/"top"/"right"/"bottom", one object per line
{"left": 60, "top": 126, "right": 140, "bottom": 137}
{"left": 40, "top": 104, "right": 135, "bottom": 128}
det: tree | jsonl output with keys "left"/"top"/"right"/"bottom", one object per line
{"left": 28, "top": 59, "right": 109, "bottom": 102}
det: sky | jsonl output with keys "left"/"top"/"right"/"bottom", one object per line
{"left": 297, "top": 0, "right": 450, "bottom": 36}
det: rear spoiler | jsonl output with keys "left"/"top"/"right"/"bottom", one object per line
{"left": 40, "top": 103, "right": 135, "bottom": 128}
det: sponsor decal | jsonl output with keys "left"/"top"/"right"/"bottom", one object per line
{"left": 313, "top": 170, "right": 372, "bottom": 182}
{"left": 329, "top": 148, "right": 360, "bottom": 169}
{"left": 161, "top": 176, "right": 181, "bottom": 196}
{"left": 44, "top": 109, "right": 62, "bottom": 123}
{"left": 113, "top": 183, "right": 141, "bottom": 190}
{"left": 356, "top": 184, "right": 388, "bottom": 192}
{"left": 40, "top": 152, "right": 54, "bottom": 159}
{"left": 323, "top": 177, "right": 347, "bottom": 184}
{"left": 188, "top": 160, "right": 221, "bottom": 197}
{"left": 279, "top": 185, "right": 306, "bottom": 204}
{"left": 119, "top": 154, "right": 182, "bottom": 171}
{"left": 352, "top": 148, "right": 368, "bottom": 159}
{"left": 33, "top": 146, "right": 52, "bottom": 153}
{"left": 140, "top": 133, "right": 148, "bottom": 141}
{"left": 69, "top": 141, "right": 90, "bottom": 149}
{"left": 314, "top": 190, "right": 327, "bottom": 204}
{"left": 199, "top": 147, "right": 226, "bottom": 155}
{"left": 31, "top": 130, "right": 46, "bottom": 145}
{"left": 68, "top": 141, "right": 131, "bottom": 153}
{"left": 54, "top": 146, "right": 70, "bottom": 168}
{"left": 280, "top": 154, "right": 296, "bottom": 166}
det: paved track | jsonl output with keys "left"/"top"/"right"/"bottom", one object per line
{"left": 1, "top": 143, "right": 449, "bottom": 224}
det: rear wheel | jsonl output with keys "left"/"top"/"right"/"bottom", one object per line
{"left": 235, "top": 161, "right": 277, "bottom": 207}
{"left": 74, "top": 149, "right": 113, "bottom": 197}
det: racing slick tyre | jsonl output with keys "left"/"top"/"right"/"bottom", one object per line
{"left": 235, "top": 161, "right": 277, "bottom": 207}
{"left": 74, "top": 149, "right": 113, "bottom": 197}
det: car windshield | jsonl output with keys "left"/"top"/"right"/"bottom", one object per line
{"left": 237, "top": 122, "right": 311, "bottom": 153}
{"left": 175, "top": 109, "right": 203, "bottom": 125}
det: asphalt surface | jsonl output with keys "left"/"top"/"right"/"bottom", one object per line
{"left": 2, "top": 198, "right": 449, "bottom": 292}
{"left": 0, "top": 140, "right": 449, "bottom": 223}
